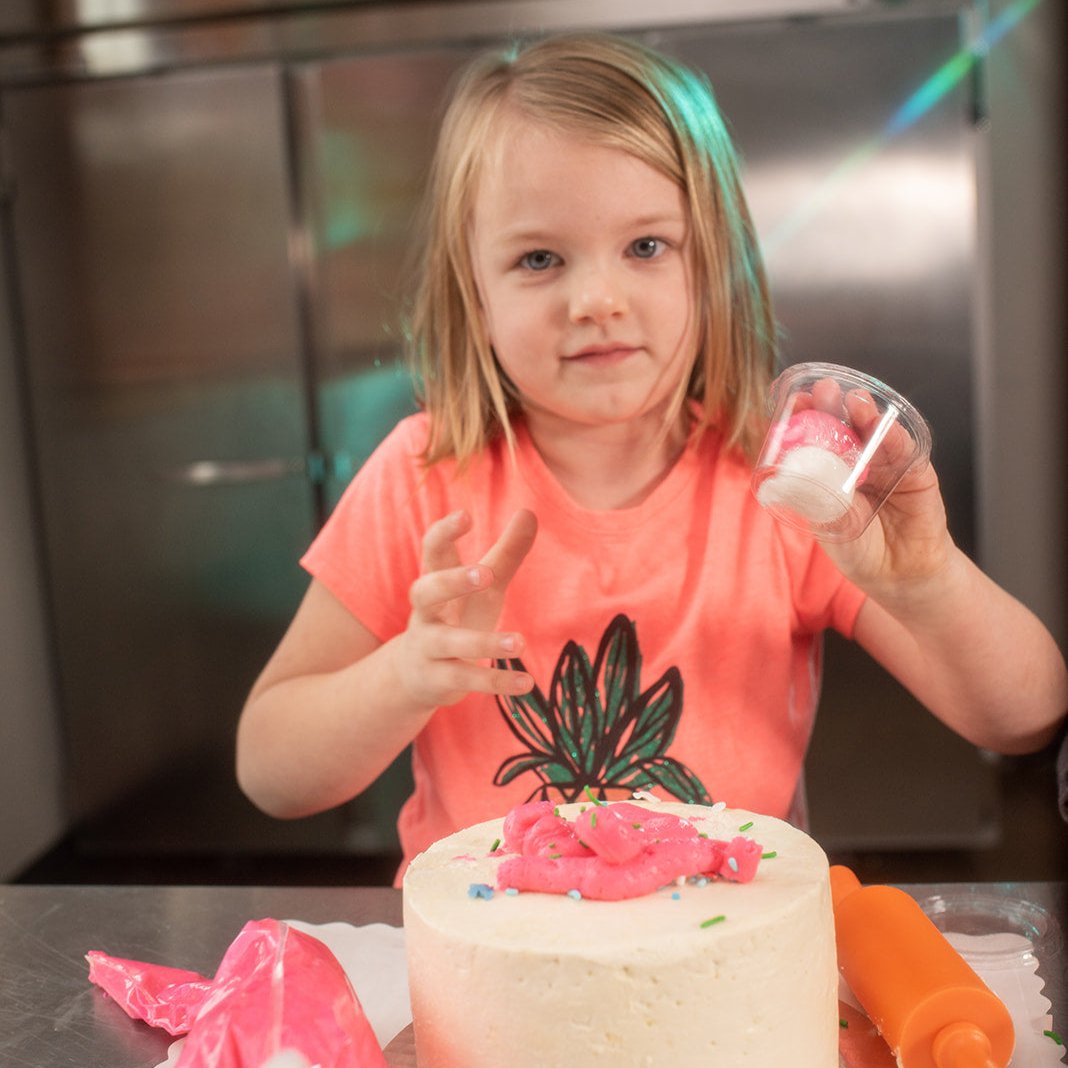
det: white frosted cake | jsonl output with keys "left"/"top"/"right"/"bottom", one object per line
{"left": 403, "top": 798, "right": 839, "bottom": 1067}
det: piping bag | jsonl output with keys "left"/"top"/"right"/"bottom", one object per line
{"left": 831, "top": 865, "right": 1015, "bottom": 1068}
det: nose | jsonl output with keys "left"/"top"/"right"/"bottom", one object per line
{"left": 569, "top": 264, "right": 627, "bottom": 324}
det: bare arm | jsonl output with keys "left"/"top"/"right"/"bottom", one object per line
{"left": 852, "top": 551, "right": 1068, "bottom": 754}
{"left": 824, "top": 389, "right": 1067, "bottom": 753}
{"left": 236, "top": 509, "right": 538, "bottom": 818}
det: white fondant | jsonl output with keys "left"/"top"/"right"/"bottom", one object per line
{"left": 757, "top": 445, "right": 855, "bottom": 525}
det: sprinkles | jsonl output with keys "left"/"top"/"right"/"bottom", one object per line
{"left": 490, "top": 837, "right": 501, "bottom": 853}
{"left": 762, "top": 851, "right": 778, "bottom": 859}
{"left": 700, "top": 915, "right": 726, "bottom": 929}
{"left": 468, "top": 883, "right": 494, "bottom": 900}
{"left": 1044, "top": 1029, "right": 1064, "bottom": 1046}
{"left": 739, "top": 821, "right": 754, "bottom": 832}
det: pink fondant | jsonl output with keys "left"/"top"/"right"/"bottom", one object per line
{"left": 495, "top": 801, "right": 762, "bottom": 901}
{"left": 781, "top": 409, "right": 863, "bottom": 462}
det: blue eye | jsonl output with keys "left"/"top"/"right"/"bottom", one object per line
{"left": 519, "top": 249, "right": 558, "bottom": 271}
{"left": 630, "top": 237, "right": 664, "bottom": 259}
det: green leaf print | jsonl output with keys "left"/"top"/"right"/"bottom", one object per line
{"left": 493, "top": 614, "right": 711, "bottom": 805}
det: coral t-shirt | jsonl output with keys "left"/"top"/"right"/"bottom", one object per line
{"left": 302, "top": 413, "right": 865, "bottom": 876}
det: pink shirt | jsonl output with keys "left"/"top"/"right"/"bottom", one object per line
{"left": 302, "top": 413, "right": 865, "bottom": 876}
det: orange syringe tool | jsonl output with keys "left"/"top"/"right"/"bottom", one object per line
{"left": 830, "top": 865, "right": 1014, "bottom": 1068}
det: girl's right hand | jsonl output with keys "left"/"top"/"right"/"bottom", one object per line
{"left": 393, "top": 508, "right": 538, "bottom": 709}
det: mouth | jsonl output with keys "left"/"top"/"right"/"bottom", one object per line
{"left": 564, "top": 344, "right": 640, "bottom": 363}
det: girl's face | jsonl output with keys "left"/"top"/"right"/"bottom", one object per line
{"left": 469, "top": 117, "right": 698, "bottom": 441}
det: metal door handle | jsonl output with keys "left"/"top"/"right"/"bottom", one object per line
{"left": 163, "top": 457, "right": 307, "bottom": 485}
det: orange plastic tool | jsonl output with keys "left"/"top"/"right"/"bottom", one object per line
{"left": 830, "top": 865, "right": 1015, "bottom": 1068}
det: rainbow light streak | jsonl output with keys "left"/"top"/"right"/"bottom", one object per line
{"left": 763, "top": 0, "right": 1044, "bottom": 255}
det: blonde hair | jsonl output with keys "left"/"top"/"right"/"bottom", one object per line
{"left": 408, "top": 32, "right": 777, "bottom": 466}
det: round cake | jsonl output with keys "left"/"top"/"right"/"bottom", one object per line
{"left": 403, "top": 798, "right": 839, "bottom": 1067}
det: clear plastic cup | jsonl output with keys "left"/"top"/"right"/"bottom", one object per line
{"left": 751, "top": 362, "right": 931, "bottom": 542}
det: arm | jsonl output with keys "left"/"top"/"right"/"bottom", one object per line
{"left": 851, "top": 554, "right": 1067, "bottom": 754}
{"left": 236, "top": 508, "right": 538, "bottom": 819}
{"left": 824, "top": 391, "right": 1067, "bottom": 753}
{"left": 236, "top": 579, "right": 425, "bottom": 819}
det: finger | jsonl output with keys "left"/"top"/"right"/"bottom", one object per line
{"left": 811, "top": 377, "right": 844, "bottom": 415}
{"left": 843, "top": 389, "right": 916, "bottom": 471}
{"left": 409, "top": 561, "right": 491, "bottom": 619}
{"left": 480, "top": 509, "right": 538, "bottom": 589}
{"left": 421, "top": 509, "right": 471, "bottom": 575}
{"left": 425, "top": 659, "right": 535, "bottom": 703}
{"left": 409, "top": 618, "right": 526, "bottom": 662}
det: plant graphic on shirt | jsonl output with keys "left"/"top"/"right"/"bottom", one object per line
{"left": 493, "top": 613, "right": 712, "bottom": 804}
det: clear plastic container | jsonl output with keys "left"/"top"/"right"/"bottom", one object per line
{"left": 751, "top": 361, "right": 932, "bottom": 542}
{"left": 918, "top": 890, "right": 1061, "bottom": 966}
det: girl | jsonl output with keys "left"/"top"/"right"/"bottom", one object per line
{"left": 236, "top": 33, "right": 1067, "bottom": 879}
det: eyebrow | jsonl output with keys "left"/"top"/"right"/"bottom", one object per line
{"left": 497, "top": 212, "right": 688, "bottom": 244}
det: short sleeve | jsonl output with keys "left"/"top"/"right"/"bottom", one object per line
{"left": 300, "top": 414, "right": 438, "bottom": 642}
{"left": 789, "top": 536, "right": 867, "bottom": 639}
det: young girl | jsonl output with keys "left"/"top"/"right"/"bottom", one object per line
{"left": 236, "top": 33, "right": 1067, "bottom": 879}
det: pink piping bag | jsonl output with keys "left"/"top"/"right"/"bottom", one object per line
{"left": 87, "top": 918, "right": 387, "bottom": 1067}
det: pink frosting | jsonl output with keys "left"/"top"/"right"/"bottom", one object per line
{"left": 496, "top": 801, "right": 762, "bottom": 901}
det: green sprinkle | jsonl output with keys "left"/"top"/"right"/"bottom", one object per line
{"left": 839, "top": 1019, "right": 849, "bottom": 1029}
{"left": 490, "top": 837, "right": 501, "bottom": 852}
{"left": 549, "top": 852, "right": 561, "bottom": 859}
{"left": 700, "top": 915, "right": 726, "bottom": 929}
{"left": 739, "top": 821, "right": 754, "bottom": 832}
{"left": 762, "top": 851, "right": 778, "bottom": 859}
{"left": 584, "top": 785, "right": 606, "bottom": 805}
{"left": 698, "top": 832, "right": 709, "bottom": 839}
{"left": 632, "top": 822, "right": 643, "bottom": 829}
{"left": 590, "top": 811, "right": 598, "bottom": 828}
{"left": 1044, "top": 1029, "right": 1064, "bottom": 1046}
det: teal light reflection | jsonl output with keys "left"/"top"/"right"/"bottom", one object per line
{"left": 763, "top": 0, "right": 1044, "bottom": 255}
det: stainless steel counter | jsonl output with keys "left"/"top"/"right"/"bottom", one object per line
{"left": 0, "top": 882, "right": 1064, "bottom": 1066}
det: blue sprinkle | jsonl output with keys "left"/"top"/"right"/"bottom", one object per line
{"left": 727, "top": 856, "right": 739, "bottom": 873}
{"left": 505, "top": 887, "right": 519, "bottom": 896}
{"left": 468, "top": 882, "right": 494, "bottom": 900}
{"left": 671, "top": 891, "right": 681, "bottom": 900}
{"left": 567, "top": 889, "right": 583, "bottom": 900}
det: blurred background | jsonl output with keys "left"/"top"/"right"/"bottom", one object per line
{"left": 0, "top": 0, "right": 1064, "bottom": 887}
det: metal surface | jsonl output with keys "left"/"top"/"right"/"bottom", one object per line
{"left": 3, "top": 64, "right": 318, "bottom": 823}
{"left": 0, "top": 883, "right": 403, "bottom": 1068}
{"left": 0, "top": 2, "right": 930, "bottom": 81}
{"left": 0, "top": 882, "right": 1063, "bottom": 1067}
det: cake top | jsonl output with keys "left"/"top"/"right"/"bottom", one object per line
{"left": 403, "top": 799, "right": 831, "bottom": 958}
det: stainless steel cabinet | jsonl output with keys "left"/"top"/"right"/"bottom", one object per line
{"left": 5, "top": 66, "right": 318, "bottom": 826}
